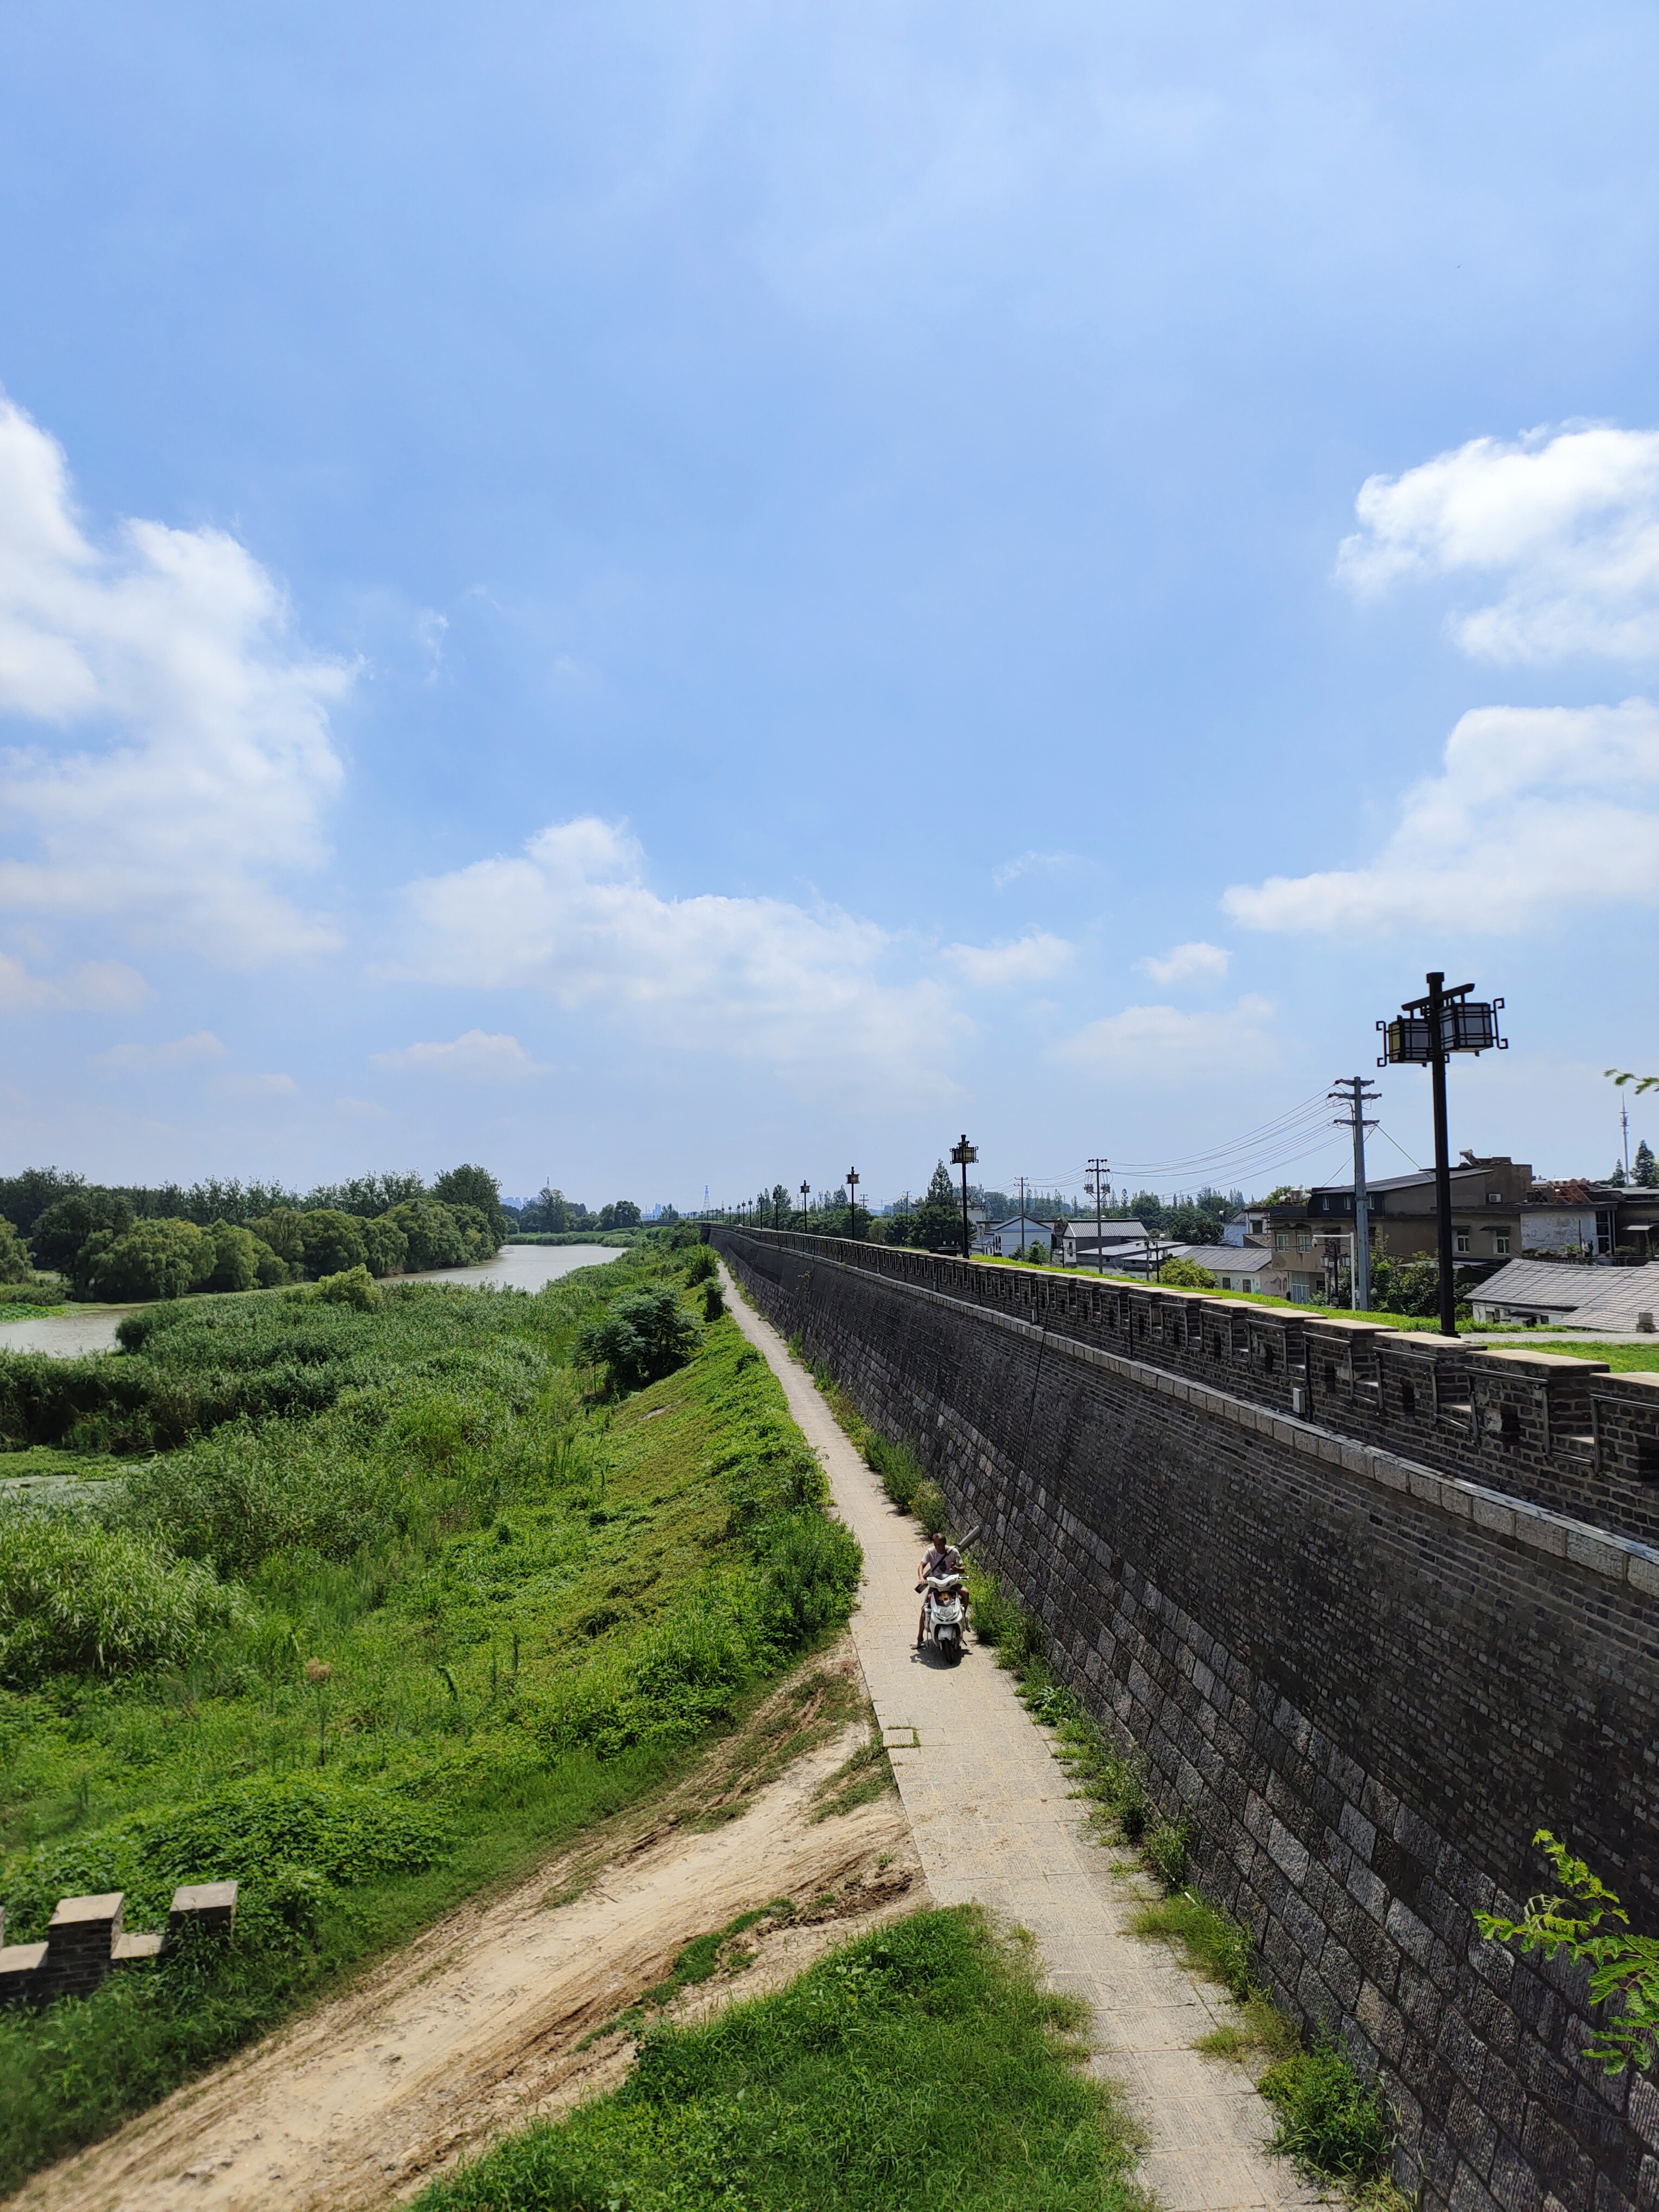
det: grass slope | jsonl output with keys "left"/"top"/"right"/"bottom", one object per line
{"left": 0, "top": 1251, "right": 859, "bottom": 2191}
{"left": 416, "top": 1906, "right": 1143, "bottom": 2212}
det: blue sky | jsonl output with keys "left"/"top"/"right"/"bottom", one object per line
{"left": 2, "top": 1, "right": 1657, "bottom": 1210}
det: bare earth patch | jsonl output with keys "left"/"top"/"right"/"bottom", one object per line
{"left": 10, "top": 1644, "right": 919, "bottom": 2212}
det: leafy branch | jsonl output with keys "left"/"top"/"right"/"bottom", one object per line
{"left": 1606, "top": 1068, "right": 1659, "bottom": 1095}
{"left": 1474, "top": 1832, "right": 1659, "bottom": 2075}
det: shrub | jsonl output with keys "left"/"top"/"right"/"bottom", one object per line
{"left": 0, "top": 1517, "right": 247, "bottom": 1686}
{"left": 120, "top": 1423, "right": 407, "bottom": 1576}
{"left": 683, "top": 1246, "right": 717, "bottom": 1285}
{"left": 864, "top": 1431, "right": 925, "bottom": 1513}
{"left": 702, "top": 1279, "right": 725, "bottom": 1321}
{"left": 1258, "top": 2046, "right": 1394, "bottom": 2182}
{"left": 1143, "top": 1816, "right": 1190, "bottom": 1888}
{"left": 1159, "top": 1256, "right": 1217, "bottom": 1289}
{"left": 576, "top": 1287, "right": 699, "bottom": 1393}
{"left": 910, "top": 1478, "right": 948, "bottom": 1536}
{"left": 308, "top": 1265, "right": 382, "bottom": 1310}
{"left": 0, "top": 1776, "right": 448, "bottom": 1941}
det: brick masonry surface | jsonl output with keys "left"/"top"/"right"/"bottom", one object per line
{"left": 712, "top": 1229, "right": 1659, "bottom": 2212}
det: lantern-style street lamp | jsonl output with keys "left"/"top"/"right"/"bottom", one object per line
{"left": 950, "top": 1134, "right": 978, "bottom": 1259}
{"left": 1377, "top": 972, "right": 1506, "bottom": 1338}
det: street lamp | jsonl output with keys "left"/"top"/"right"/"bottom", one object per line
{"left": 1377, "top": 971, "right": 1506, "bottom": 1339}
{"left": 950, "top": 1134, "right": 978, "bottom": 1259}
{"left": 846, "top": 1167, "right": 860, "bottom": 1240}
{"left": 799, "top": 1179, "right": 810, "bottom": 1233}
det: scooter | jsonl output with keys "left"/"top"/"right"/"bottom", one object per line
{"left": 921, "top": 1571, "right": 968, "bottom": 1663}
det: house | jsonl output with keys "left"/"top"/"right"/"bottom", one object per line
{"left": 1054, "top": 1219, "right": 1154, "bottom": 1269}
{"left": 1222, "top": 1208, "right": 1275, "bottom": 1248}
{"left": 1520, "top": 1179, "right": 1659, "bottom": 1259}
{"left": 1257, "top": 1154, "right": 1534, "bottom": 1303}
{"left": 1468, "top": 1257, "right": 1659, "bottom": 1330}
{"left": 978, "top": 1216, "right": 1050, "bottom": 1258}
{"left": 1176, "top": 1245, "right": 1274, "bottom": 1294}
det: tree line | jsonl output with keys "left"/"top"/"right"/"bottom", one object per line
{"left": 0, "top": 1163, "right": 509, "bottom": 1304}
{"left": 725, "top": 1167, "right": 1244, "bottom": 1254}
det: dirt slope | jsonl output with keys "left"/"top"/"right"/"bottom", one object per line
{"left": 11, "top": 1649, "right": 919, "bottom": 2212}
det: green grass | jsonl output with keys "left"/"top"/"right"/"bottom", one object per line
{"left": 413, "top": 1906, "right": 1143, "bottom": 2212}
{"left": 1509, "top": 1339, "right": 1659, "bottom": 1369}
{"left": 0, "top": 1250, "right": 862, "bottom": 2191}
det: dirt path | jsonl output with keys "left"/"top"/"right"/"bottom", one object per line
{"left": 723, "top": 1263, "right": 1323, "bottom": 2212}
{"left": 11, "top": 1652, "right": 919, "bottom": 2212}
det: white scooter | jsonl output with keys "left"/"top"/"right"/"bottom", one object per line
{"left": 920, "top": 1570, "right": 968, "bottom": 1663}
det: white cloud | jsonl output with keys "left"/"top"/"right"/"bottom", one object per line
{"left": 216, "top": 1071, "right": 298, "bottom": 1098}
{"left": 386, "top": 819, "right": 966, "bottom": 1098}
{"left": 0, "top": 951, "right": 149, "bottom": 1011}
{"left": 93, "top": 1030, "right": 227, "bottom": 1072}
{"left": 335, "top": 1095, "right": 389, "bottom": 1117}
{"left": 992, "top": 849, "right": 1078, "bottom": 889}
{"left": 371, "top": 1030, "right": 550, "bottom": 1082}
{"left": 943, "top": 931, "right": 1074, "bottom": 987}
{"left": 1223, "top": 698, "right": 1659, "bottom": 936}
{"left": 1137, "top": 940, "right": 1231, "bottom": 987}
{"left": 1053, "top": 995, "right": 1277, "bottom": 1078}
{"left": 1338, "top": 426, "right": 1659, "bottom": 663}
{"left": 0, "top": 397, "right": 351, "bottom": 962}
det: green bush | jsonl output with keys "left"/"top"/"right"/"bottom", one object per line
{"left": 910, "top": 1478, "right": 948, "bottom": 1536}
{"left": 864, "top": 1430, "right": 925, "bottom": 1514}
{"left": 0, "top": 1517, "right": 247, "bottom": 1687}
{"left": 1258, "top": 2046, "right": 1394, "bottom": 2182}
{"left": 0, "top": 1217, "right": 30, "bottom": 1283}
{"left": 306, "top": 1264, "right": 382, "bottom": 1310}
{"left": 1159, "top": 1256, "right": 1217, "bottom": 1289}
{"left": 576, "top": 1287, "right": 699, "bottom": 1393}
{"left": 1, "top": 1776, "right": 448, "bottom": 1941}
{"left": 701, "top": 1278, "right": 725, "bottom": 1321}
{"left": 683, "top": 1246, "right": 717, "bottom": 1285}
{"left": 1143, "top": 1816, "right": 1191, "bottom": 1888}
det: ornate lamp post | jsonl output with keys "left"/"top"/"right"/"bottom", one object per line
{"left": 1377, "top": 971, "right": 1506, "bottom": 1338}
{"left": 846, "top": 1167, "right": 861, "bottom": 1239}
{"left": 799, "top": 1179, "right": 810, "bottom": 1232}
{"left": 950, "top": 1134, "right": 978, "bottom": 1259}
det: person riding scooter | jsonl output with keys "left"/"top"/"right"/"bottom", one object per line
{"left": 916, "top": 1531, "right": 966, "bottom": 1649}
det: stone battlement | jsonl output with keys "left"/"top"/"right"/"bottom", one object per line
{"left": 0, "top": 1881, "right": 236, "bottom": 2008}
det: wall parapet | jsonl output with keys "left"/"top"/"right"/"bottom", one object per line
{"left": 718, "top": 1227, "right": 1659, "bottom": 1543}
{"left": 0, "top": 1881, "right": 236, "bottom": 2008}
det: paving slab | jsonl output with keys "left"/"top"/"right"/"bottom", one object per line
{"left": 723, "top": 1264, "right": 1327, "bottom": 2212}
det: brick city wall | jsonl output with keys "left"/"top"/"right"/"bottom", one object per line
{"left": 711, "top": 1227, "right": 1659, "bottom": 2212}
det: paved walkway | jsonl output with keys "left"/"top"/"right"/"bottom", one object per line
{"left": 724, "top": 1267, "right": 1322, "bottom": 2212}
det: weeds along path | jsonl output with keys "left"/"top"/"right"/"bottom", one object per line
{"left": 8, "top": 1649, "right": 920, "bottom": 2212}
{"left": 722, "top": 1265, "right": 1324, "bottom": 2212}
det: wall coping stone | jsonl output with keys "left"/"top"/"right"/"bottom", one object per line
{"left": 784, "top": 1241, "right": 1659, "bottom": 1598}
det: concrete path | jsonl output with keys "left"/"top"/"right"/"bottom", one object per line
{"left": 724, "top": 1267, "right": 1322, "bottom": 2212}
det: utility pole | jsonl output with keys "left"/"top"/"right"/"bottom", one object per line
{"left": 846, "top": 1167, "right": 860, "bottom": 1239}
{"left": 1622, "top": 1095, "right": 1631, "bottom": 1181}
{"left": 1085, "top": 1156, "right": 1109, "bottom": 1275}
{"left": 950, "top": 1134, "right": 978, "bottom": 1259}
{"left": 1378, "top": 972, "right": 1506, "bottom": 1340}
{"left": 1017, "top": 1174, "right": 1030, "bottom": 1261}
{"left": 1329, "top": 1078, "right": 1380, "bottom": 1309}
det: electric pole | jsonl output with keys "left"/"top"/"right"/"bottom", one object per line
{"left": 1085, "top": 1156, "right": 1109, "bottom": 1275}
{"left": 1017, "top": 1174, "right": 1030, "bottom": 1260}
{"left": 950, "top": 1135, "right": 978, "bottom": 1260}
{"left": 1329, "top": 1078, "right": 1379, "bottom": 1309}
{"left": 846, "top": 1167, "right": 860, "bottom": 1239}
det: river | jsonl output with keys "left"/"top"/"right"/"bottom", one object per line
{"left": 0, "top": 1242, "right": 626, "bottom": 1360}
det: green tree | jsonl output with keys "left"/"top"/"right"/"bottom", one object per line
{"left": 0, "top": 1167, "right": 86, "bottom": 1237}
{"left": 81, "top": 1219, "right": 215, "bottom": 1302}
{"left": 1637, "top": 1140, "right": 1657, "bottom": 1188}
{"left": 597, "top": 1199, "right": 642, "bottom": 1231}
{"left": 30, "top": 1191, "right": 135, "bottom": 1277}
{"left": 912, "top": 1162, "right": 962, "bottom": 1253}
{"left": 0, "top": 1218, "right": 31, "bottom": 1283}
{"left": 432, "top": 1163, "right": 506, "bottom": 1235}
{"left": 363, "top": 1217, "right": 409, "bottom": 1277}
{"left": 1611, "top": 1159, "right": 1629, "bottom": 1186}
{"left": 381, "top": 1199, "right": 468, "bottom": 1270}
{"left": 247, "top": 1208, "right": 306, "bottom": 1266}
{"left": 204, "top": 1220, "right": 262, "bottom": 1293}
{"left": 446, "top": 1203, "right": 502, "bottom": 1260}
{"left": 575, "top": 1287, "right": 699, "bottom": 1392}
{"left": 298, "top": 1209, "right": 369, "bottom": 1278}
